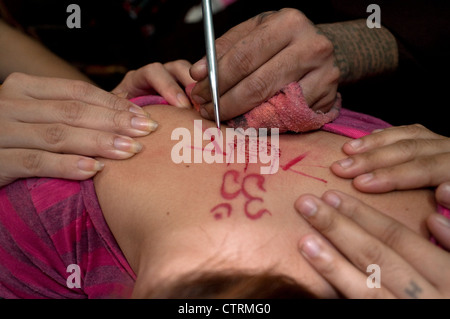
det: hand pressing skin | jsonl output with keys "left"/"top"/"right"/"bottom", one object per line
{"left": 113, "top": 60, "right": 194, "bottom": 108}
{"left": 190, "top": 8, "right": 339, "bottom": 121}
{"left": 331, "top": 124, "right": 450, "bottom": 203}
{"left": 330, "top": 124, "right": 450, "bottom": 249}
{"left": 0, "top": 61, "right": 193, "bottom": 187}
{"left": 295, "top": 190, "right": 450, "bottom": 298}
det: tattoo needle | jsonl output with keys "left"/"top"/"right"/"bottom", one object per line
{"left": 201, "top": 0, "right": 221, "bottom": 129}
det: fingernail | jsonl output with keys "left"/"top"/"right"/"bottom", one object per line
{"left": 436, "top": 214, "right": 450, "bottom": 228}
{"left": 129, "top": 104, "right": 148, "bottom": 116}
{"left": 177, "top": 93, "right": 191, "bottom": 108}
{"left": 131, "top": 117, "right": 158, "bottom": 132}
{"left": 114, "top": 137, "right": 143, "bottom": 153}
{"left": 337, "top": 157, "right": 354, "bottom": 169}
{"left": 193, "top": 95, "right": 207, "bottom": 105}
{"left": 300, "top": 236, "right": 321, "bottom": 258}
{"left": 324, "top": 192, "right": 341, "bottom": 208}
{"left": 77, "top": 158, "right": 105, "bottom": 172}
{"left": 348, "top": 139, "right": 362, "bottom": 150}
{"left": 298, "top": 198, "right": 317, "bottom": 217}
{"left": 358, "top": 173, "right": 374, "bottom": 184}
{"left": 200, "top": 108, "right": 210, "bottom": 119}
{"left": 372, "top": 128, "right": 384, "bottom": 133}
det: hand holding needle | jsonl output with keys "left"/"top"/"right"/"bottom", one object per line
{"left": 201, "top": 0, "right": 221, "bottom": 129}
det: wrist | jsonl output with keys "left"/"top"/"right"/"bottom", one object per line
{"left": 316, "top": 19, "right": 398, "bottom": 85}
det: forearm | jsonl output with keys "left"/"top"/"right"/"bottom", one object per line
{"left": 0, "top": 19, "right": 92, "bottom": 83}
{"left": 316, "top": 19, "right": 398, "bottom": 85}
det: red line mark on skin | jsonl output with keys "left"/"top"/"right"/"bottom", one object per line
{"left": 241, "top": 174, "right": 266, "bottom": 199}
{"left": 195, "top": 120, "right": 227, "bottom": 156}
{"left": 215, "top": 170, "right": 272, "bottom": 221}
{"left": 241, "top": 174, "right": 271, "bottom": 219}
{"left": 190, "top": 146, "right": 204, "bottom": 151}
{"left": 244, "top": 198, "right": 271, "bottom": 220}
{"left": 281, "top": 152, "right": 308, "bottom": 171}
{"left": 221, "top": 170, "right": 241, "bottom": 199}
{"left": 288, "top": 168, "right": 328, "bottom": 183}
{"left": 210, "top": 203, "right": 232, "bottom": 220}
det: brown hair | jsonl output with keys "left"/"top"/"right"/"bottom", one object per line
{"left": 144, "top": 270, "right": 318, "bottom": 299}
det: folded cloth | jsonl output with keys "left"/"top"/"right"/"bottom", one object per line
{"left": 322, "top": 108, "right": 391, "bottom": 139}
{"left": 186, "top": 82, "right": 342, "bottom": 133}
{"left": 227, "top": 82, "right": 342, "bottom": 133}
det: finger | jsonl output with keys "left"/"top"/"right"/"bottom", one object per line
{"left": 115, "top": 63, "right": 192, "bottom": 108}
{"left": 1, "top": 123, "right": 144, "bottom": 160}
{"left": 350, "top": 153, "right": 450, "bottom": 192}
{"left": 190, "top": 11, "right": 272, "bottom": 80}
{"left": 341, "top": 124, "right": 443, "bottom": 155}
{"left": 298, "top": 234, "right": 395, "bottom": 298}
{"left": 296, "top": 193, "right": 440, "bottom": 298}
{"left": 163, "top": 60, "right": 195, "bottom": 108}
{"left": 10, "top": 72, "right": 142, "bottom": 113}
{"left": 322, "top": 190, "right": 450, "bottom": 287}
{"left": 297, "top": 59, "right": 339, "bottom": 112}
{"left": 3, "top": 99, "right": 158, "bottom": 137}
{"left": 332, "top": 138, "right": 450, "bottom": 180}
{"left": 435, "top": 182, "right": 450, "bottom": 209}
{"left": 427, "top": 213, "right": 450, "bottom": 251}
{"left": 0, "top": 149, "right": 104, "bottom": 187}
{"left": 164, "top": 60, "right": 195, "bottom": 87}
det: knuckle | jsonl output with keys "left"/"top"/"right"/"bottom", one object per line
{"left": 313, "top": 36, "right": 334, "bottom": 58}
{"left": 69, "top": 80, "right": 94, "bottom": 100}
{"left": 125, "top": 70, "right": 136, "bottom": 77}
{"left": 313, "top": 208, "right": 340, "bottom": 236}
{"left": 401, "top": 124, "right": 427, "bottom": 137}
{"left": 94, "top": 132, "right": 109, "bottom": 151}
{"left": 315, "top": 255, "right": 339, "bottom": 278}
{"left": 379, "top": 221, "right": 403, "bottom": 249}
{"left": 282, "top": 8, "right": 307, "bottom": 26}
{"left": 111, "top": 110, "right": 130, "bottom": 130}
{"left": 395, "top": 139, "right": 418, "bottom": 158}
{"left": 362, "top": 130, "right": 389, "bottom": 148}
{"left": 4, "top": 72, "right": 26, "bottom": 84}
{"left": 229, "top": 48, "right": 255, "bottom": 76}
{"left": 413, "top": 156, "right": 437, "bottom": 182}
{"left": 22, "top": 152, "right": 44, "bottom": 174}
{"left": 215, "top": 35, "right": 233, "bottom": 56}
{"left": 146, "top": 62, "right": 163, "bottom": 72}
{"left": 328, "top": 67, "right": 341, "bottom": 85}
{"left": 164, "top": 59, "right": 190, "bottom": 75}
{"left": 165, "top": 59, "right": 190, "bottom": 69}
{"left": 121, "top": 70, "right": 136, "bottom": 82}
{"left": 43, "top": 124, "right": 67, "bottom": 148}
{"left": 353, "top": 151, "right": 373, "bottom": 168}
{"left": 245, "top": 74, "right": 271, "bottom": 103}
{"left": 107, "top": 93, "right": 128, "bottom": 111}
{"left": 61, "top": 100, "right": 86, "bottom": 124}
{"left": 353, "top": 241, "right": 385, "bottom": 270}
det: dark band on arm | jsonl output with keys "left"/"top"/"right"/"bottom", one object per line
{"left": 316, "top": 19, "right": 399, "bottom": 85}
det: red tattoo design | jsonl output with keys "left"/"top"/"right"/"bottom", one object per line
{"left": 212, "top": 169, "right": 272, "bottom": 221}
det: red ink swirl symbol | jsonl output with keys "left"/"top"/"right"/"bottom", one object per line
{"left": 212, "top": 170, "right": 271, "bottom": 220}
